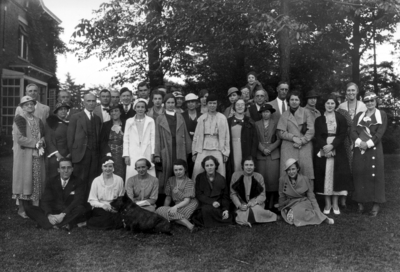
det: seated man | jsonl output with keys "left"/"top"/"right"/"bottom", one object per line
{"left": 24, "top": 158, "right": 86, "bottom": 231}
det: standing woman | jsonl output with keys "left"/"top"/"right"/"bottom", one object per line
{"left": 277, "top": 91, "right": 315, "bottom": 182}
{"left": 255, "top": 104, "right": 281, "bottom": 209}
{"left": 338, "top": 82, "right": 367, "bottom": 120}
{"left": 100, "top": 104, "right": 126, "bottom": 179}
{"left": 314, "top": 95, "right": 352, "bottom": 215}
{"left": 156, "top": 160, "right": 199, "bottom": 232}
{"left": 123, "top": 98, "right": 156, "bottom": 180}
{"left": 13, "top": 96, "right": 46, "bottom": 218}
{"left": 45, "top": 102, "right": 70, "bottom": 179}
{"left": 226, "top": 98, "right": 258, "bottom": 182}
{"left": 352, "top": 92, "right": 387, "bottom": 216}
{"left": 192, "top": 94, "right": 230, "bottom": 181}
{"left": 223, "top": 87, "right": 241, "bottom": 118}
{"left": 154, "top": 93, "right": 192, "bottom": 194}
{"left": 198, "top": 89, "right": 209, "bottom": 114}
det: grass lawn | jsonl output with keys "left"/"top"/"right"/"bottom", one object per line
{"left": 1, "top": 155, "right": 400, "bottom": 272}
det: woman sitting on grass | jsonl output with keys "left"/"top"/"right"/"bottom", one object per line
{"left": 156, "top": 160, "right": 199, "bottom": 232}
{"left": 278, "top": 158, "right": 334, "bottom": 227}
{"left": 87, "top": 156, "right": 125, "bottom": 230}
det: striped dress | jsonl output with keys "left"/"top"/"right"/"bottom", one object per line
{"left": 156, "top": 176, "right": 198, "bottom": 221}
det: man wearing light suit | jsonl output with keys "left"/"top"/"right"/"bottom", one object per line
{"left": 15, "top": 83, "right": 50, "bottom": 126}
{"left": 67, "top": 93, "right": 101, "bottom": 194}
{"left": 93, "top": 89, "right": 111, "bottom": 123}
{"left": 267, "top": 81, "right": 289, "bottom": 122}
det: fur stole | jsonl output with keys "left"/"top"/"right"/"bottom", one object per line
{"left": 231, "top": 174, "right": 264, "bottom": 203}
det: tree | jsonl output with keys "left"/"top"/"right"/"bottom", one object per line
{"left": 60, "top": 73, "right": 86, "bottom": 110}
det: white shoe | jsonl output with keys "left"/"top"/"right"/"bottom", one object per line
{"left": 326, "top": 218, "right": 334, "bottom": 225}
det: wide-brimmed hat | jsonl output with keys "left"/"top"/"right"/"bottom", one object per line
{"left": 19, "top": 96, "right": 37, "bottom": 107}
{"left": 284, "top": 158, "right": 298, "bottom": 171}
{"left": 305, "top": 90, "right": 321, "bottom": 99}
{"left": 363, "top": 91, "right": 378, "bottom": 102}
{"left": 185, "top": 93, "right": 198, "bottom": 102}
{"left": 227, "top": 87, "right": 241, "bottom": 97}
{"left": 53, "top": 102, "right": 71, "bottom": 114}
{"left": 173, "top": 91, "right": 184, "bottom": 98}
{"left": 107, "top": 103, "right": 122, "bottom": 113}
{"left": 258, "top": 104, "right": 276, "bottom": 114}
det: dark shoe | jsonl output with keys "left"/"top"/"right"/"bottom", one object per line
{"left": 61, "top": 224, "right": 73, "bottom": 232}
{"left": 190, "top": 226, "right": 200, "bottom": 233}
{"left": 339, "top": 203, "right": 347, "bottom": 210}
{"left": 358, "top": 203, "right": 364, "bottom": 214}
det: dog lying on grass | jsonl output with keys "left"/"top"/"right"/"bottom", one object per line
{"left": 110, "top": 194, "right": 172, "bottom": 235}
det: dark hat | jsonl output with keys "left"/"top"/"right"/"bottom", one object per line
{"left": 305, "top": 90, "right": 321, "bottom": 99}
{"left": 247, "top": 71, "right": 257, "bottom": 78}
{"left": 163, "top": 93, "right": 177, "bottom": 104}
{"left": 227, "top": 87, "right": 241, "bottom": 97}
{"left": 53, "top": 102, "right": 71, "bottom": 114}
{"left": 206, "top": 94, "right": 218, "bottom": 103}
{"left": 107, "top": 103, "right": 121, "bottom": 113}
{"left": 258, "top": 104, "right": 276, "bottom": 114}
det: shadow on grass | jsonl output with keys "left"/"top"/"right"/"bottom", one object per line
{"left": 1, "top": 155, "right": 400, "bottom": 271}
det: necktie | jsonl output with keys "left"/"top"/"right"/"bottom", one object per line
{"left": 124, "top": 105, "right": 128, "bottom": 113}
{"left": 62, "top": 179, "right": 67, "bottom": 189}
{"left": 282, "top": 100, "right": 286, "bottom": 113}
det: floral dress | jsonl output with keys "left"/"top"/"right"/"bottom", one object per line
{"left": 108, "top": 124, "right": 125, "bottom": 179}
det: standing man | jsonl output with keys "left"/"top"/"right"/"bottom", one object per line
{"left": 93, "top": 89, "right": 111, "bottom": 123}
{"left": 57, "top": 90, "right": 80, "bottom": 119}
{"left": 15, "top": 83, "right": 50, "bottom": 126}
{"left": 67, "top": 93, "right": 101, "bottom": 193}
{"left": 267, "top": 81, "right": 289, "bottom": 122}
{"left": 24, "top": 158, "right": 86, "bottom": 231}
{"left": 119, "top": 87, "right": 136, "bottom": 122}
{"left": 304, "top": 90, "right": 321, "bottom": 123}
{"left": 247, "top": 89, "right": 269, "bottom": 122}
{"left": 137, "top": 81, "right": 152, "bottom": 107}
{"left": 110, "top": 90, "right": 120, "bottom": 105}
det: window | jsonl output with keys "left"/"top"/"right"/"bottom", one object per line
{"left": 1, "top": 78, "right": 22, "bottom": 135}
{"left": 18, "top": 25, "right": 29, "bottom": 60}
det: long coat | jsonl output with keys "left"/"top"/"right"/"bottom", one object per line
{"left": 15, "top": 101, "right": 50, "bottom": 127}
{"left": 226, "top": 115, "right": 258, "bottom": 182}
{"left": 255, "top": 118, "right": 281, "bottom": 191}
{"left": 12, "top": 115, "right": 46, "bottom": 197}
{"left": 351, "top": 109, "right": 387, "bottom": 203}
{"left": 277, "top": 107, "right": 315, "bottom": 179}
{"left": 45, "top": 115, "right": 69, "bottom": 179}
{"left": 154, "top": 113, "right": 192, "bottom": 193}
{"left": 123, "top": 116, "right": 156, "bottom": 180}
{"left": 314, "top": 112, "right": 353, "bottom": 193}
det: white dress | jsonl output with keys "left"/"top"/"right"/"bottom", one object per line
{"left": 123, "top": 116, "right": 156, "bottom": 180}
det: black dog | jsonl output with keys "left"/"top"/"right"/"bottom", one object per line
{"left": 110, "top": 194, "right": 172, "bottom": 236}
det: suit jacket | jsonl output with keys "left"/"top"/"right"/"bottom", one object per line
{"left": 181, "top": 109, "right": 201, "bottom": 140}
{"left": 248, "top": 104, "right": 263, "bottom": 122}
{"left": 267, "top": 98, "right": 287, "bottom": 123}
{"left": 119, "top": 104, "right": 136, "bottom": 122}
{"left": 93, "top": 105, "right": 109, "bottom": 123}
{"left": 66, "top": 108, "right": 81, "bottom": 121}
{"left": 15, "top": 101, "right": 50, "bottom": 126}
{"left": 41, "top": 174, "right": 86, "bottom": 216}
{"left": 67, "top": 111, "right": 101, "bottom": 163}
{"left": 255, "top": 118, "right": 281, "bottom": 160}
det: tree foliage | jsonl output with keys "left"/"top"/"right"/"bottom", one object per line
{"left": 60, "top": 73, "right": 86, "bottom": 110}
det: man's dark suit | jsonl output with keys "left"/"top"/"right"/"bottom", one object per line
{"left": 24, "top": 174, "right": 86, "bottom": 229}
{"left": 67, "top": 111, "right": 101, "bottom": 191}
{"left": 119, "top": 104, "right": 136, "bottom": 122}
{"left": 248, "top": 104, "right": 263, "bottom": 122}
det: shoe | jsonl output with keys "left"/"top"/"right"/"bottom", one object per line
{"left": 333, "top": 207, "right": 341, "bottom": 215}
{"left": 358, "top": 203, "right": 364, "bottom": 214}
{"left": 77, "top": 221, "right": 87, "bottom": 228}
{"left": 369, "top": 205, "right": 380, "bottom": 217}
{"left": 326, "top": 218, "right": 334, "bottom": 225}
{"left": 18, "top": 211, "right": 28, "bottom": 219}
{"left": 339, "top": 203, "right": 347, "bottom": 210}
{"left": 190, "top": 226, "right": 199, "bottom": 233}
{"left": 61, "top": 224, "right": 73, "bottom": 232}
{"left": 323, "top": 207, "right": 331, "bottom": 215}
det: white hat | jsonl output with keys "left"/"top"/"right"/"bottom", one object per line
{"left": 284, "top": 158, "right": 298, "bottom": 171}
{"left": 19, "top": 96, "right": 37, "bottom": 107}
{"left": 185, "top": 93, "right": 198, "bottom": 102}
{"left": 133, "top": 98, "right": 148, "bottom": 109}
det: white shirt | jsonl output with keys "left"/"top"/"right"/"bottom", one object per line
{"left": 101, "top": 105, "right": 111, "bottom": 122}
{"left": 276, "top": 97, "right": 287, "bottom": 114}
{"left": 84, "top": 109, "right": 93, "bottom": 120}
{"left": 88, "top": 174, "right": 125, "bottom": 208}
{"left": 61, "top": 178, "right": 70, "bottom": 189}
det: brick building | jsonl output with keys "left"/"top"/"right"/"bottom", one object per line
{"left": 0, "top": 0, "right": 61, "bottom": 136}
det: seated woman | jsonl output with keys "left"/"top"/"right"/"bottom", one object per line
{"left": 87, "top": 156, "right": 125, "bottom": 230}
{"left": 230, "top": 156, "right": 277, "bottom": 227}
{"left": 125, "top": 158, "right": 159, "bottom": 212}
{"left": 156, "top": 160, "right": 199, "bottom": 232}
{"left": 193, "top": 156, "right": 232, "bottom": 227}
{"left": 278, "top": 158, "right": 334, "bottom": 227}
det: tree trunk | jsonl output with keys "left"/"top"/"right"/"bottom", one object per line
{"left": 279, "top": 0, "right": 290, "bottom": 83}
{"left": 147, "top": 0, "right": 164, "bottom": 88}
{"left": 351, "top": 14, "right": 361, "bottom": 92}
{"left": 233, "top": 45, "right": 246, "bottom": 87}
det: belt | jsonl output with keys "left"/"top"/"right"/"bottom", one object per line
{"left": 327, "top": 133, "right": 336, "bottom": 136}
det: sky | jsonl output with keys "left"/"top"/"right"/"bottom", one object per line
{"left": 44, "top": 0, "right": 399, "bottom": 90}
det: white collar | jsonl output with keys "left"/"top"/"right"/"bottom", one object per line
{"left": 357, "top": 109, "right": 382, "bottom": 126}
{"left": 166, "top": 110, "right": 175, "bottom": 116}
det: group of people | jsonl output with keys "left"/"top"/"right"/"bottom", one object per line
{"left": 11, "top": 73, "right": 387, "bottom": 232}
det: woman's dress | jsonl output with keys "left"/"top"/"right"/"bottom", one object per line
{"left": 352, "top": 109, "right": 387, "bottom": 203}
{"left": 123, "top": 116, "right": 156, "bottom": 180}
{"left": 277, "top": 107, "right": 315, "bottom": 179}
{"left": 230, "top": 171, "right": 277, "bottom": 226}
{"left": 12, "top": 115, "right": 46, "bottom": 205}
{"left": 192, "top": 112, "right": 230, "bottom": 180}
{"left": 314, "top": 112, "right": 352, "bottom": 195}
{"left": 125, "top": 174, "right": 159, "bottom": 212}
{"left": 255, "top": 118, "right": 281, "bottom": 192}
{"left": 279, "top": 174, "right": 327, "bottom": 227}
{"left": 156, "top": 176, "right": 199, "bottom": 221}
{"left": 87, "top": 174, "right": 125, "bottom": 230}
{"left": 193, "top": 172, "right": 232, "bottom": 227}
